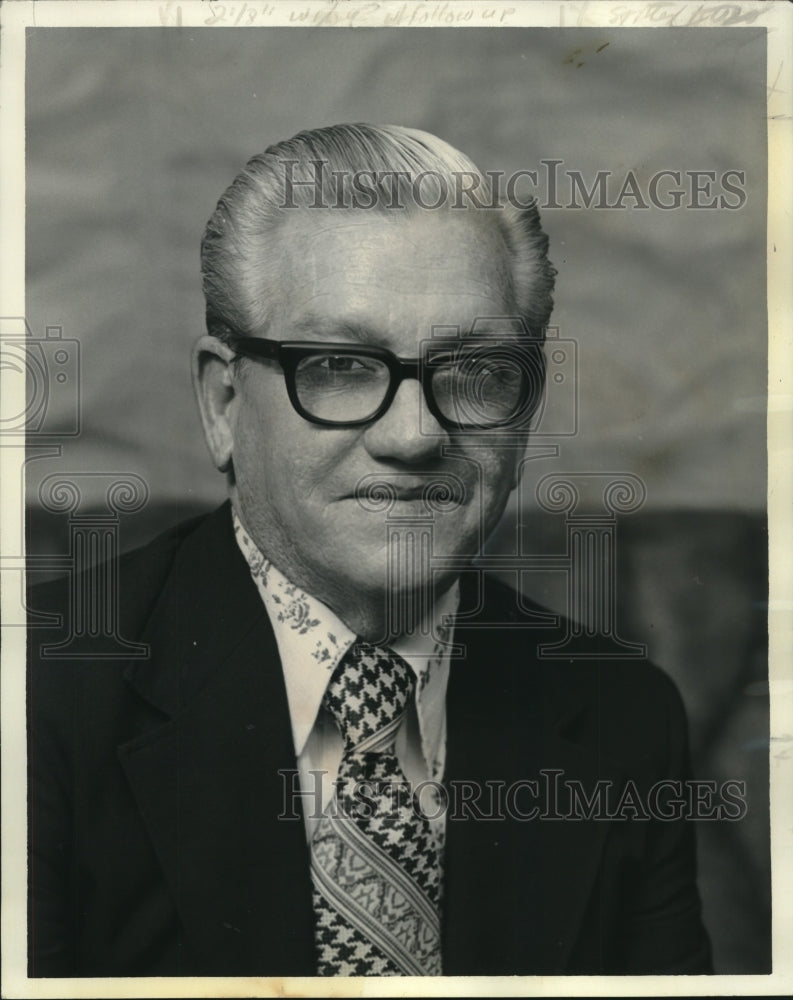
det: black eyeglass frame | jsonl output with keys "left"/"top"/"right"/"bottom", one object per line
{"left": 228, "top": 336, "right": 545, "bottom": 430}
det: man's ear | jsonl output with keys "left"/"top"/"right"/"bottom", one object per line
{"left": 191, "top": 336, "right": 239, "bottom": 473}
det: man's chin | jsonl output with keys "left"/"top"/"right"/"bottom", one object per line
{"left": 317, "top": 563, "right": 452, "bottom": 642}
{"left": 318, "top": 553, "right": 464, "bottom": 603}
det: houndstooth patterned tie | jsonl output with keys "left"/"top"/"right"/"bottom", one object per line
{"left": 310, "top": 641, "right": 443, "bottom": 976}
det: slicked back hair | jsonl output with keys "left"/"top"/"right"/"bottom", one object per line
{"left": 201, "top": 123, "right": 555, "bottom": 345}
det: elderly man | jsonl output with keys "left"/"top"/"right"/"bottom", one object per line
{"left": 28, "top": 124, "right": 711, "bottom": 978}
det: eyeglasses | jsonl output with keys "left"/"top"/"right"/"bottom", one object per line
{"left": 229, "top": 337, "right": 545, "bottom": 430}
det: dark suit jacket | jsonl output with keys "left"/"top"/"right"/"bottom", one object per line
{"left": 28, "top": 502, "right": 712, "bottom": 977}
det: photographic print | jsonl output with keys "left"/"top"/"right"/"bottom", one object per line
{"left": 2, "top": 1, "right": 790, "bottom": 996}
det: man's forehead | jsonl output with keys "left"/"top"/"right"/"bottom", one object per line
{"left": 258, "top": 207, "right": 516, "bottom": 338}
{"left": 278, "top": 204, "right": 508, "bottom": 258}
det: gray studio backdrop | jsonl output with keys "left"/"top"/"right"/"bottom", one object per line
{"left": 25, "top": 27, "right": 769, "bottom": 972}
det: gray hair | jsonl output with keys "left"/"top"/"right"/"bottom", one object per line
{"left": 201, "top": 123, "right": 555, "bottom": 343}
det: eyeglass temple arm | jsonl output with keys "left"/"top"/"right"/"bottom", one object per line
{"left": 228, "top": 337, "right": 280, "bottom": 361}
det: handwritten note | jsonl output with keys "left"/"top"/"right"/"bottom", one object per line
{"left": 604, "top": 2, "right": 764, "bottom": 27}
{"left": 160, "top": 1, "right": 520, "bottom": 29}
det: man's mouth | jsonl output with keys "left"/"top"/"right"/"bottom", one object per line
{"left": 349, "top": 474, "right": 468, "bottom": 512}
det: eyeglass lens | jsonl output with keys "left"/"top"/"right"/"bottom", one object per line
{"left": 293, "top": 345, "right": 530, "bottom": 426}
{"left": 295, "top": 354, "right": 391, "bottom": 422}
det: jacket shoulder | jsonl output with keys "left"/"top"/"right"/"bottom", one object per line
{"left": 462, "top": 571, "right": 691, "bottom": 766}
{"left": 27, "top": 508, "right": 216, "bottom": 639}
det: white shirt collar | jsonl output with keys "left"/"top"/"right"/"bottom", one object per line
{"left": 232, "top": 508, "right": 457, "bottom": 779}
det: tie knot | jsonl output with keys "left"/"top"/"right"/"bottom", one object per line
{"left": 324, "top": 640, "right": 413, "bottom": 753}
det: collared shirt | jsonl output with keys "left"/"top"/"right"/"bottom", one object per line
{"left": 232, "top": 508, "right": 457, "bottom": 841}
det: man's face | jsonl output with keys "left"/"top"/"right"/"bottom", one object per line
{"left": 224, "top": 208, "right": 528, "bottom": 623}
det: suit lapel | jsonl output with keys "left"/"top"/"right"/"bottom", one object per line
{"left": 118, "top": 505, "right": 316, "bottom": 974}
{"left": 442, "top": 582, "right": 621, "bottom": 975}
{"left": 115, "top": 511, "right": 618, "bottom": 975}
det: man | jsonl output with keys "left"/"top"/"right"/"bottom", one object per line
{"left": 28, "top": 123, "right": 712, "bottom": 977}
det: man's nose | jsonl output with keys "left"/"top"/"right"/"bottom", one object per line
{"left": 363, "top": 377, "right": 448, "bottom": 463}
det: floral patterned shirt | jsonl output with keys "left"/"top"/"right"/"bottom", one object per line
{"left": 232, "top": 507, "right": 457, "bottom": 841}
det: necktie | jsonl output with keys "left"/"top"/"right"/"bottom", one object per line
{"left": 310, "top": 640, "right": 443, "bottom": 976}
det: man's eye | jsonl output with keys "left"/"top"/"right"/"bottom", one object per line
{"left": 297, "top": 354, "right": 386, "bottom": 383}
{"left": 448, "top": 353, "right": 522, "bottom": 379}
{"left": 318, "top": 356, "right": 368, "bottom": 373}
{"left": 473, "top": 360, "right": 522, "bottom": 380}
